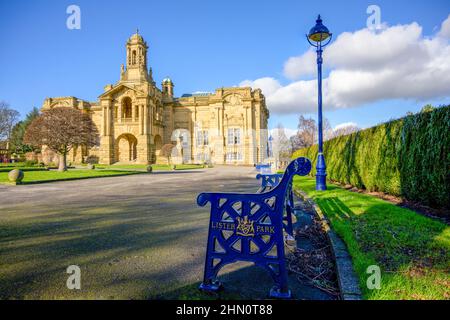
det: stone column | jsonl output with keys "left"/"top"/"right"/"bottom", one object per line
{"left": 255, "top": 103, "right": 261, "bottom": 164}
{"left": 214, "top": 104, "right": 224, "bottom": 164}
{"left": 118, "top": 102, "right": 122, "bottom": 123}
{"left": 132, "top": 104, "right": 136, "bottom": 122}
{"left": 99, "top": 99, "right": 114, "bottom": 165}
{"left": 144, "top": 104, "right": 148, "bottom": 135}
{"left": 193, "top": 108, "right": 198, "bottom": 163}
{"left": 245, "top": 105, "right": 250, "bottom": 135}
{"left": 139, "top": 105, "right": 144, "bottom": 135}
{"left": 102, "top": 106, "right": 107, "bottom": 136}
{"left": 149, "top": 103, "right": 153, "bottom": 135}
{"left": 106, "top": 104, "right": 111, "bottom": 136}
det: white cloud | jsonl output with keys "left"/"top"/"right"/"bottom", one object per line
{"left": 438, "top": 14, "right": 450, "bottom": 38}
{"left": 283, "top": 49, "right": 316, "bottom": 79}
{"left": 333, "top": 122, "right": 358, "bottom": 131}
{"left": 269, "top": 127, "right": 297, "bottom": 139}
{"left": 239, "top": 77, "right": 281, "bottom": 96}
{"left": 242, "top": 16, "right": 450, "bottom": 115}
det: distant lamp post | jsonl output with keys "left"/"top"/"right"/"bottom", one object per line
{"left": 307, "top": 15, "right": 332, "bottom": 191}
{"left": 268, "top": 135, "right": 273, "bottom": 158}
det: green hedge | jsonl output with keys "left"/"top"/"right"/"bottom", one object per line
{"left": 293, "top": 105, "right": 450, "bottom": 209}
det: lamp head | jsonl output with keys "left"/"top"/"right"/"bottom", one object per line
{"left": 308, "top": 15, "right": 331, "bottom": 43}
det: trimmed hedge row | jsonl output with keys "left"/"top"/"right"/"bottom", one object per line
{"left": 292, "top": 105, "right": 450, "bottom": 209}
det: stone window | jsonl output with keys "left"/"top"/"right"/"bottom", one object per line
{"left": 197, "top": 130, "right": 209, "bottom": 146}
{"left": 227, "top": 128, "right": 241, "bottom": 145}
{"left": 226, "top": 152, "right": 242, "bottom": 161}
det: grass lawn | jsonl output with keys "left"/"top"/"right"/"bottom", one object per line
{"left": 0, "top": 169, "right": 142, "bottom": 184}
{"left": 0, "top": 167, "right": 48, "bottom": 173}
{"left": 293, "top": 176, "right": 449, "bottom": 300}
{"left": 0, "top": 163, "right": 29, "bottom": 167}
{"left": 96, "top": 164, "right": 204, "bottom": 171}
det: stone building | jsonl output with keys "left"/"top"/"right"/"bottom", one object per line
{"left": 41, "top": 32, "right": 269, "bottom": 165}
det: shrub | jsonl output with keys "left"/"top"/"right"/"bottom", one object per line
{"left": 24, "top": 160, "right": 38, "bottom": 167}
{"left": 293, "top": 105, "right": 450, "bottom": 209}
{"left": 85, "top": 155, "right": 99, "bottom": 164}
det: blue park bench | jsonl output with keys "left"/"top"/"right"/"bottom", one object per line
{"left": 197, "top": 157, "right": 312, "bottom": 298}
{"left": 255, "top": 163, "right": 271, "bottom": 174}
{"left": 256, "top": 173, "right": 295, "bottom": 243}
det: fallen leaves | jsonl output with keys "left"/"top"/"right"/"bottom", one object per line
{"left": 286, "top": 217, "right": 339, "bottom": 297}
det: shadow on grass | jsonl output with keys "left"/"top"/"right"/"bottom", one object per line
{"left": 314, "top": 196, "right": 449, "bottom": 299}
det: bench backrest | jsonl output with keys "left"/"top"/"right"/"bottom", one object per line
{"left": 197, "top": 157, "right": 312, "bottom": 298}
{"left": 255, "top": 163, "right": 271, "bottom": 173}
{"left": 256, "top": 173, "right": 294, "bottom": 237}
{"left": 256, "top": 173, "right": 283, "bottom": 190}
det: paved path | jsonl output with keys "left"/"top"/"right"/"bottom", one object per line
{"left": 0, "top": 166, "right": 333, "bottom": 299}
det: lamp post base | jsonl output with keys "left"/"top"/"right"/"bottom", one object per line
{"left": 316, "top": 153, "right": 327, "bottom": 191}
{"left": 316, "top": 174, "right": 327, "bottom": 191}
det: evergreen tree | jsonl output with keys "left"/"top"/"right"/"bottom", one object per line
{"left": 9, "top": 107, "right": 40, "bottom": 154}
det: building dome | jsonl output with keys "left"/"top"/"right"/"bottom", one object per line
{"left": 128, "top": 30, "right": 144, "bottom": 43}
{"left": 162, "top": 77, "right": 173, "bottom": 85}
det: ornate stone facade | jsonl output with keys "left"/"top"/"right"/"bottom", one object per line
{"left": 41, "top": 32, "right": 269, "bottom": 165}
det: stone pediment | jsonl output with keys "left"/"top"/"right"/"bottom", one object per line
{"left": 98, "top": 83, "right": 146, "bottom": 100}
{"left": 223, "top": 93, "right": 243, "bottom": 106}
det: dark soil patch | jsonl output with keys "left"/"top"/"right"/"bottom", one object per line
{"left": 287, "top": 203, "right": 340, "bottom": 298}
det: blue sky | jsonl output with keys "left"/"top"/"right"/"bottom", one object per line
{"left": 0, "top": 0, "right": 449, "bottom": 133}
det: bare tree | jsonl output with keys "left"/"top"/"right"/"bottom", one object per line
{"left": 0, "top": 101, "right": 20, "bottom": 141}
{"left": 290, "top": 115, "right": 333, "bottom": 150}
{"left": 323, "top": 118, "right": 333, "bottom": 141}
{"left": 291, "top": 115, "right": 317, "bottom": 149}
{"left": 289, "top": 134, "right": 304, "bottom": 151}
{"left": 272, "top": 124, "right": 292, "bottom": 168}
{"left": 24, "top": 107, "right": 99, "bottom": 171}
{"left": 161, "top": 144, "right": 176, "bottom": 166}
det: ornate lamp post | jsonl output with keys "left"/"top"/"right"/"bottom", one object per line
{"left": 307, "top": 15, "right": 332, "bottom": 191}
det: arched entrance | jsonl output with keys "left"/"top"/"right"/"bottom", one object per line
{"left": 115, "top": 134, "right": 138, "bottom": 162}
{"left": 154, "top": 135, "right": 162, "bottom": 157}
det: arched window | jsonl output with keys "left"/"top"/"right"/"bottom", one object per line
{"left": 122, "top": 97, "right": 132, "bottom": 119}
{"left": 132, "top": 50, "right": 136, "bottom": 65}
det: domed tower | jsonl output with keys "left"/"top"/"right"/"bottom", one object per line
{"left": 162, "top": 77, "right": 174, "bottom": 98}
{"left": 124, "top": 29, "right": 149, "bottom": 82}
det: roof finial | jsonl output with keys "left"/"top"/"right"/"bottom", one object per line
{"left": 136, "top": 28, "right": 139, "bottom": 35}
